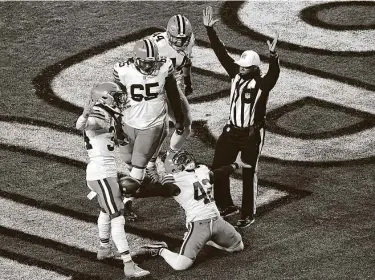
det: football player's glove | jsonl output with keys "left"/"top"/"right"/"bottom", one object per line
{"left": 183, "top": 75, "right": 193, "bottom": 96}
{"left": 166, "top": 14, "right": 193, "bottom": 51}
{"left": 175, "top": 122, "right": 184, "bottom": 135}
{"left": 133, "top": 39, "right": 161, "bottom": 75}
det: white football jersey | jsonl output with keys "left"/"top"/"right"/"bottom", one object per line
{"left": 113, "top": 58, "right": 174, "bottom": 129}
{"left": 169, "top": 165, "right": 219, "bottom": 223}
{"left": 150, "top": 31, "right": 195, "bottom": 86}
{"left": 84, "top": 105, "right": 118, "bottom": 181}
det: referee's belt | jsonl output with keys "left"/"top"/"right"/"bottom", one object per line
{"left": 227, "top": 122, "right": 250, "bottom": 131}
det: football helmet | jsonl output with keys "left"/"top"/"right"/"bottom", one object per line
{"left": 166, "top": 14, "right": 193, "bottom": 50}
{"left": 164, "top": 150, "right": 196, "bottom": 174}
{"left": 133, "top": 39, "right": 160, "bottom": 75}
{"left": 90, "top": 82, "right": 125, "bottom": 108}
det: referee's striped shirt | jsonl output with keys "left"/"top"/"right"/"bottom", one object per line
{"left": 205, "top": 26, "right": 280, "bottom": 129}
{"left": 229, "top": 77, "right": 262, "bottom": 128}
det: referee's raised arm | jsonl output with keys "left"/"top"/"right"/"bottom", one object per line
{"left": 203, "top": 6, "right": 238, "bottom": 79}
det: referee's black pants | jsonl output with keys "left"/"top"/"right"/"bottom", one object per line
{"left": 212, "top": 123, "right": 265, "bottom": 219}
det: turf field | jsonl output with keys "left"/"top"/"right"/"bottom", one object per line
{"left": 1, "top": 1, "right": 375, "bottom": 279}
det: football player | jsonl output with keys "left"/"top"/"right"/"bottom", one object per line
{"left": 145, "top": 14, "right": 195, "bottom": 183}
{"left": 75, "top": 82, "right": 150, "bottom": 278}
{"left": 113, "top": 38, "right": 185, "bottom": 220}
{"left": 134, "top": 151, "right": 245, "bottom": 270}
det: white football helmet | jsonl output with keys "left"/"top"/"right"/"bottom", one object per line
{"left": 166, "top": 14, "right": 193, "bottom": 51}
{"left": 133, "top": 39, "right": 161, "bottom": 75}
{"left": 90, "top": 82, "right": 125, "bottom": 109}
{"left": 164, "top": 150, "right": 196, "bottom": 174}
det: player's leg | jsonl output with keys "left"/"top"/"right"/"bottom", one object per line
{"left": 141, "top": 220, "right": 210, "bottom": 270}
{"left": 146, "top": 119, "right": 169, "bottom": 183}
{"left": 169, "top": 89, "right": 192, "bottom": 152}
{"left": 209, "top": 217, "right": 244, "bottom": 252}
{"left": 211, "top": 125, "right": 241, "bottom": 216}
{"left": 238, "top": 128, "right": 265, "bottom": 228}
{"left": 131, "top": 122, "right": 166, "bottom": 182}
{"left": 88, "top": 178, "right": 150, "bottom": 277}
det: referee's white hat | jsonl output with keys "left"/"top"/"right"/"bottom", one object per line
{"left": 234, "top": 50, "right": 260, "bottom": 67}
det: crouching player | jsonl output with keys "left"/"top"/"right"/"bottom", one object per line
{"left": 132, "top": 151, "right": 244, "bottom": 270}
{"left": 75, "top": 82, "right": 150, "bottom": 278}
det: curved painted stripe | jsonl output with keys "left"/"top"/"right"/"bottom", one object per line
{"left": 51, "top": 41, "right": 375, "bottom": 162}
{"left": 238, "top": 0, "right": 375, "bottom": 52}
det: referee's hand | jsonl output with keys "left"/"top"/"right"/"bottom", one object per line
{"left": 175, "top": 122, "right": 184, "bottom": 135}
{"left": 203, "top": 6, "right": 219, "bottom": 27}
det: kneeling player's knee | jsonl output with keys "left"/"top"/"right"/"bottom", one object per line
{"left": 229, "top": 240, "right": 244, "bottom": 252}
{"left": 173, "top": 255, "right": 194, "bottom": 271}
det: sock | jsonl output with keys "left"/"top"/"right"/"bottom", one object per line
{"left": 130, "top": 167, "right": 145, "bottom": 181}
{"left": 111, "top": 216, "right": 132, "bottom": 262}
{"left": 98, "top": 211, "right": 111, "bottom": 247}
{"left": 169, "top": 125, "right": 191, "bottom": 151}
{"left": 147, "top": 160, "right": 156, "bottom": 169}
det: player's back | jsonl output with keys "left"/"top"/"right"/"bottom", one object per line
{"left": 113, "top": 58, "right": 173, "bottom": 129}
{"left": 84, "top": 105, "right": 117, "bottom": 180}
{"left": 172, "top": 165, "right": 219, "bottom": 223}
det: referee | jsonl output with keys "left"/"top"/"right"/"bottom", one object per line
{"left": 203, "top": 6, "right": 280, "bottom": 228}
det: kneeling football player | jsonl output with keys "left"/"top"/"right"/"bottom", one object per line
{"left": 135, "top": 150, "right": 245, "bottom": 270}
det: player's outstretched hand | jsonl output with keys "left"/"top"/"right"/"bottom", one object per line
{"left": 203, "top": 6, "right": 219, "bottom": 27}
{"left": 83, "top": 95, "right": 95, "bottom": 117}
{"left": 267, "top": 31, "right": 279, "bottom": 53}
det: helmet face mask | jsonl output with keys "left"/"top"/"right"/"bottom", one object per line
{"left": 167, "top": 14, "right": 192, "bottom": 51}
{"left": 133, "top": 39, "right": 160, "bottom": 75}
{"left": 171, "top": 151, "right": 196, "bottom": 172}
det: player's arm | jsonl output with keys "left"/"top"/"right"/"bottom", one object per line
{"left": 209, "top": 163, "right": 241, "bottom": 184}
{"left": 76, "top": 106, "right": 107, "bottom": 131}
{"left": 135, "top": 184, "right": 180, "bottom": 199}
{"left": 182, "top": 58, "right": 193, "bottom": 96}
{"left": 165, "top": 60, "right": 185, "bottom": 132}
{"left": 203, "top": 6, "right": 237, "bottom": 78}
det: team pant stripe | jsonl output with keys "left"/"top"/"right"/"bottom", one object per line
{"left": 179, "top": 222, "right": 194, "bottom": 255}
{"left": 103, "top": 178, "right": 118, "bottom": 214}
{"left": 98, "top": 179, "right": 116, "bottom": 214}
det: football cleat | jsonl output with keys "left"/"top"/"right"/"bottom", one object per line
{"left": 219, "top": 205, "right": 239, "bottom": 218}
{"left": 133, "top": 38, "right": 161, "bottom": 75}
{"left": 166, "top": 14, "right": 193, "bottom": 50}
{"left": 124, "top": 261, "right": 150, "bottom": 278}
{"left": 140, "top": 242, "right": 168, "bottom": 257}
{"left": 235, "top": 217, "right": 255, "bottom": 229}
{"left": 97, "top": 246, "right": 121, "bottom": 260}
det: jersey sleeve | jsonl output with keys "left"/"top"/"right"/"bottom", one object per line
{"left": 166, "top": 58, "right": 174, "bottom": 77}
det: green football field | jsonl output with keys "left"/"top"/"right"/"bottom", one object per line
{"left": 1, "top": 1, "right": 375, "bottom": 279}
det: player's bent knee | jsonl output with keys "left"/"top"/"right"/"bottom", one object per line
{"left": 172, "top": 255, "right": 194, "bottom": 271}
{"left": 229, "top": 240, "right": 244, "bottom": 252}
